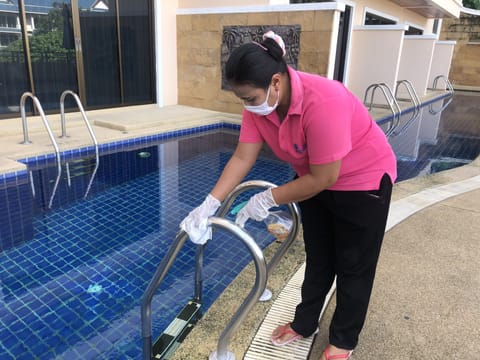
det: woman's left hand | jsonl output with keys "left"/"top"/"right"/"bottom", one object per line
{"left": 235, "top": 188, "right": 277, "bottom": 227}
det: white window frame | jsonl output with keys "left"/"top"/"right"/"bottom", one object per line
{"left": 363, "top": 7, "right": 398, "bottom": 25}
{"left": 405, "top": 21, "right": 424, "bottom": 35}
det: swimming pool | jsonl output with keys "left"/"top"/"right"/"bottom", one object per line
{"left": 384, "top": 92, "right": 479, "bottom": 181}
{"left": 0, "top": 128, "right": 296, "bottom": 359}
{"left": 0, "top": 93, "right": 478, "bottom": 359}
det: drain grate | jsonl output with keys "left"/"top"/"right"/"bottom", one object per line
{"left": 244, "top": 263, "right": 335, "bottom": 360}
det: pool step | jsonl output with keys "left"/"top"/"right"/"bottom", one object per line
{"left": 152, "top": 300, "right": 202, "bottom": 359}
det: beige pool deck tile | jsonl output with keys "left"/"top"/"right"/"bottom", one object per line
{"left": 0, "top": 104, "right": 241, "bottom": 167}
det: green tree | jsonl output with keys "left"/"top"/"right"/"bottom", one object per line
{"left": 34, "top": 4, "right": 63, "bottom": 35}
{"left": 0, "top": 5, "right": 74, "bottom": 62}
{"left": 463, "top": 0, "right": 480, "bottom": 10}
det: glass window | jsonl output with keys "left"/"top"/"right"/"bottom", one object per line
{"left": 0, "top": 0, "right": 154, "bottom": 117}
{"left": 118, "top": 0, "right": 154, "bottom": 104}
{"left": 28, "top": 1, "right": 78, "bottom": 111}
{"left": 405, "top": 25, "right": 423, "bottom": 35}
{"left": 433, "top": 19, "right": 440, "bottom": 34}
{"left": 79, "top": 1, "right": 121, "bottom": 107}
{"left": 0, "top": 14, "right": 17, "bottom": 28}
{"left": 0, "top": 9, "right": 29, "bottom": 115}
{"left": 364, "top": 12, "right": 396, "bottom": 25}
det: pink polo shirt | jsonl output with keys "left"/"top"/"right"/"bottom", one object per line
{"left": 239, "top": 67, "right": 397, "bottom": 191}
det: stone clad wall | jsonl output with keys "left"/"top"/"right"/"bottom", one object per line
{"left": 441, "top": 14, "right": 480, "bottom": 89}
{"left": 176, "top": 10, "right": 336, "bottom": 113}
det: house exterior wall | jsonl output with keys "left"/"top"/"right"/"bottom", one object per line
{"left": 441, "top": 11, "right": 480, "bottom": 90}
{"left": 351, "top": 0, "right": 435, "bottom": 33}
{"left": 428, "top": 41, "right": 455, "bottom": 88}
{"left": 176, "top": 8, "right": 338, "bottom": 113}
{"left": 165, "top": 0, "right": 461, "bottom": 111}
{"left": 397, "top": 36, "right": 437, "bottom": 95}
{"left": 347, "top": 25, "right": 406, "bottom": 100}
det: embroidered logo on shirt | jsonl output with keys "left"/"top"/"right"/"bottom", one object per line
{"left": 294, "top": 143, "right": 306, "bottom": 154}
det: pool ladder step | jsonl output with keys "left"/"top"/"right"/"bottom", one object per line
{"left": 152, "top": 300, "right": 201, "bottom": 359}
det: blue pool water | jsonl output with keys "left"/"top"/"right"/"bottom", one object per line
{"left": 0, "top": 129, "right": 296, "bottom": 359}
{"left": 0, "top": 93, "right": 478, "bottom": 359}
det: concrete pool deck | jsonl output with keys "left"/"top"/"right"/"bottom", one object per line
{"left": 0, "top": 93, "right": 478, "bottom": 359}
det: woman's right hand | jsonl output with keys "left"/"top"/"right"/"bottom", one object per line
{"left": 180, "top": 194, "right": 221, "bottom": 244}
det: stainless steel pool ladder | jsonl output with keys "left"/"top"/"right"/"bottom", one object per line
{"left": 363, "top": 83, "right": 402, "bottom": 137}
{"left": 428, "top": 75, "right": 454, "bottom": 115}
{"left": 392, "top": 80, "right": 421, "bottom": 136}
{"left": 59, "top": 90, "right": 100, "bottom": 199}
{"left": 141, "top": 180, "right": 301, "bottom": 360}
{"left": 20, "top": 92, "right": 62, "bottom": 209}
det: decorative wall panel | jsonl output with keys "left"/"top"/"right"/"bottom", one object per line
{"left": 221, "top": 25, "right": 301, "bottom": 89}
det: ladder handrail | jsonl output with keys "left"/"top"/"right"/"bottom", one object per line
{"left": 208, "top": 180, "right": 300, "bottom": 360}
{"left": 141, "top": 180, "right": 301, "bottom": 360}
{"left": 213, "top": 180, "right": 300, "bottom": 283}
{"left": 141, "top": 230, "right": 189, "bottom": 360}
{"left": 141, "top": 220, "right": 267, "bottom": 360}
{"left": 59, "top": 90, "right": 100, "bottom": 199}
{"left": 431, "top": 74, "right": 454, "bottom": 94}
{"left": 209, "top": 217, "right": 267, "bottom": 360}
{"left": 428, "top": 75, "right": 454, "bottom": 115}
{"left": 20, "top": 92, "right": 62, "bottom": 209}
{"left": 393, "top": 80, "right": 421, "bottom": 136}
{"left": 364, "top": 83, "right": 402, "bottom": 137}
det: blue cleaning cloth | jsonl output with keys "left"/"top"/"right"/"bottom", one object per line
{"left": 230, "top": 201, "right": 248, "bottom": 215}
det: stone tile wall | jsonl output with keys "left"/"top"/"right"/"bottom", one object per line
{"left": 176, "top": 10, "right": 336, "bottom": 113}
{"left": 441, "top": 14, "right": 480, "bottom": 89}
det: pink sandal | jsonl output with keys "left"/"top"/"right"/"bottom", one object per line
{"left": 271, "top": 322, "right": 303, "bottom": 346}
{"left": 323, "top": 347, "right": 353, "bottom": 359}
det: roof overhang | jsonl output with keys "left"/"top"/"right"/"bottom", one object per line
{"left": 389, "top": 0, "right": 462, "bottom": 18}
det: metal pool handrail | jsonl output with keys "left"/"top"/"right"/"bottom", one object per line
{"left": 20, "top": 92, "right": 62, "bottom": 209}
{"left": 207, "top": 217, "right": 267, "bottom": 360}
{"left": 141, "top": 180, "right": 301, "bottom": 360}
{"left": 363, "top": 83, "right": 402, "bottom": 137}
{"left": 140, "top": 219, "right": 266, "bottom": 360}
{"left": 211, "top": 180, "right": 301, "bottom": 286}
{"left": 208, "top": 180, "right": 301, "bottom": 360}
{"left": 428, "top": 75, "right": 454, "bottom": 115}
{"left": 393, "top": 80, "right": 421, "bottom": 136}
{"left": 59, "top": 90, "right": 100, "bottom": 199}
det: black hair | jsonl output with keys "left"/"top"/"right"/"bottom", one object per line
{"left": 225, "top": 37, "right": 288, "bottom": 89}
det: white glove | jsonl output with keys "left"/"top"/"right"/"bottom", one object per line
{"left": 235, "top": 188, "right": 278, "bottom": 228}
{"left": 180, "top": 194, "right": 221, "bottom": 244}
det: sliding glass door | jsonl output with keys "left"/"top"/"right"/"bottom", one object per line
{"left": 118, "top": 0, "right": 154, "bottom": 104}
{"left": 0, "top": 0, "right": 154, "bottom": 117}
{"left": 29, "top": 1, "right": 78, "bottom": 111}
{"left": 78, "top": 0, "right": 121, "bottom": 107}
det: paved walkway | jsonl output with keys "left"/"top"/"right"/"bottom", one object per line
{"left": 309, "top": 175, "right": 480, "bottom": 359}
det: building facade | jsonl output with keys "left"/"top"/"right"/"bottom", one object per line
{"left": 0, "top": 0, "right": 463, "bottom": 118}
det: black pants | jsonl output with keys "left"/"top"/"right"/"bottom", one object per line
{"left": 291, "top": 174, "right": 393, "bottom": 350}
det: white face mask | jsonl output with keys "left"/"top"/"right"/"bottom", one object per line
{"left": 244, "top": 86, "right": 279, "bottom": 116}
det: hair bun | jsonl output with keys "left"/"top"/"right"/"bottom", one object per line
{"left": 262, "top": 31, "right": 286, "bottom": 57}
